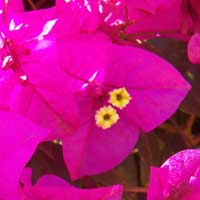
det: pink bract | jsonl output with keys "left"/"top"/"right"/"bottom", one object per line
{"left": 126, "top": 0, "right": 183, "bottom": 38}
{"left": 58, "top": 0, "right": 185, "bottom": 39}
{"left": 181, "top": 0, "right": 200, "bottom": 33}
{"left": 20, "top": 168, "right": 123, "bottom": 200}
{"left": 56, "top": 0, "right": 100, "bottom": 32}
{"left": 0, "top": 0, "right": 24, "bottom": 13}
{"left": 24, "top": 19, "right": 190, "bottom": 179}
{"left": 0, "top": 0, "right": 192, "bottom": 181}
{"left": 147, "top": 149, "right": 200, "bottom": 200}
{"left": 188, "top": 33, "right": 200, "bottom": 64}
{"left": 62, "top": 43, "right": 190, "bottom": 180}
{"left": 0, "top": 111, "right": 49, "bottom": 200}
{"left": 181, "top": 0, "right": 200, "bottom": 64}
{"left": 0, "top": 3, "right": 74, "bottom": 140}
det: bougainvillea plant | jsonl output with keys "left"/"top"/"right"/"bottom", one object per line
{"left": 23, "top": 0, "right": 190, "bottom": 180}
{"left": 0, "top": 111, "right": 123, "bottom": 199}
{"left": 1, "top": 0, "right": 200, "bottom": 200}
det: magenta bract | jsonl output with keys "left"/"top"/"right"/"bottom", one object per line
{"left": 0, "top": 111, "right": 49, "bottom": 200}
{"left": 147, "top": 149, "right": 200, "bottom": 200}
{"left": 0, "top": 4, "right": 73, "bottom": 141}
{"left": 188, "top": 33, "right": 200, "bottom": 64}
{"left": 53, "top": 27, "right": 190, "bottom": 179}
{"left": 20, "top": 168, "right": 123, "bottom": 200}
{"left": 181, "top": 0, "right": 200, "bottom": 33}
{"left": 19, "top": 1, "right": 190, "bottom": 179}
{"left": 0, "top": 0, "right": 192, "bottom": 182}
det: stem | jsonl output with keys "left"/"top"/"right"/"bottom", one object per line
{"left": 126, "top": 29, "right": 181, "bottom": 38}
{"left": 134, "top": 154, "right": 142, "bottom": 186}
{"left": 183, "top": 114, "right": 196, "bottom": 134}
{"left": 125, "top": 186, "right": 147, "bottom": 193}
{"left": 38, "top": 145, "right": 55, "bottom": 161}
{"left": 27, "top": 0, "right": 37, "bottom": 10}
{"left": 35, "top": 0, "right": 50, "bottom": 8}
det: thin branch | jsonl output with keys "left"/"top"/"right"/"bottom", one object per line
{"left": 38, "top": 145, "right": 55, "bottom": 161}
{"left": 126, "top": 29, "right": 181, "bottom": 38}
{"left": 191, "top": 135, "right": 200, "bottom": 146}
{"left": 182, "top": 114, "right": 196, "bottom": 134}
{"left": 35, "top": 0, "right": 49, "bottom": 8}
{"left": 27, "top": 0, "right": 37, "bottom": 10}
{"left": 125, "top": 186, "right": 147, "bottom": 193}
{"left": 158, "top": 123, "right": 178, "bottom": 133}
{"left": 170, "top": 118, "right": 194, "bottom": 148}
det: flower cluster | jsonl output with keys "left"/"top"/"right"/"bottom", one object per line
{"left": 0, "top": 0, "right": 195, "bottom": 199}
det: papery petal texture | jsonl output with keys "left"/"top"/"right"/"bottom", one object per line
{"left": 9, "top": 83, "right": 70, "bottom": 140}
{"left": 7, "top": 0, "right": 24, "bottom": 12}
{"left": 147, "top": 167, "right": 168, "bottom": 200}
{"left": 62, "top": 114, "right": 139, "bottom": 179}
{"left": 20, "top": 38, "right": 79, "bottom": 131}
{"left": 59, "top": 0, "right": 184, "bottom": 40}
{"left": 0, "top": 69, "right": 16, "bottom": 109}
{"left": 0, "top": 0, "right": 24, "bottom": 16}
{"left": 126, "top": 0, "right": 182, "bottom": 38}
{"left": 188, "top": 33, "right": 200, "bottom": 64}
{"left": 26, "top": 31, "right": 140, "bottom": 180}
{"left": 105, "top": 44, "right": 191, "bottom": 132}
{"left": 56, "top": 0, "right": 100, "bottom": 32}
{"left": 57, "top": 35, "right": 190, "bottom": 179}
{"left": 0, "top": 111, "right": 49, "bottom": 200}
{"left": 32, "top": 176, "right": 123, "bottom": 200}
{"left": 7, "top": 8, "right": 56, "bottom": 41}
{"left": 0, "top": 0, "right": 191, "bottom": 184}
{"left": 21, "top": 168, "right": 123, "bottom": 200}
{"left": 0, "top": 5, "right": 71, "bottom": 141}
{"left": 147, "top": 149, "right": 200, "bottom": 200}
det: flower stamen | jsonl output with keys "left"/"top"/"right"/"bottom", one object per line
{"left": 108, "top": 87, "right": 131, "bottom": 109}
{"left": 95, "top": 106, "right": 119, "bottom": 129}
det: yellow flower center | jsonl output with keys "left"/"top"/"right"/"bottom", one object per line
{"left": 108, "top": 87, "right": 131, "bottom": 109}
{"left": 95, "top": 106, "right": 119, "bottom": 129}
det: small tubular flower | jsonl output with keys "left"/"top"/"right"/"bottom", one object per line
{"left": 108, "top": 87, "right": 132, "bottom": 109}
{"left": 95, "top": 105, "right": 119, "bottom": 129}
